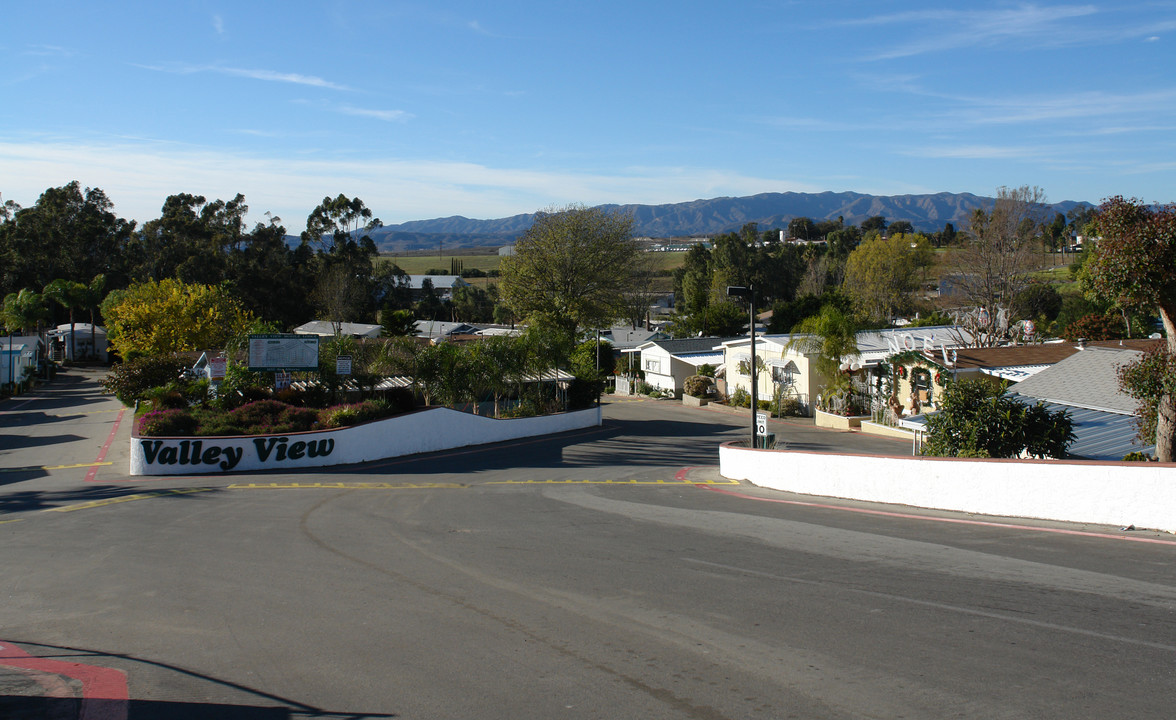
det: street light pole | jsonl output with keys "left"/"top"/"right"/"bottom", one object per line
{"left": 727, "top": 285, "right": 757, "bottom": 449}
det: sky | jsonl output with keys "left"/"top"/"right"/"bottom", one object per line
{"left": 2, "top": 1, "right": 1174, "bottom": 233}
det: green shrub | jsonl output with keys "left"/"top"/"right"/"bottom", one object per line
{"left": 684, "top": 375, "right": 711, "bottom": 398}
{"left": 776, "top": 396, "right": 803, "bottom": 417}
{"left": 145, "top": 387, "right": 188, "bottom": 410}
{"left": 104, "top": 354, "right": 191, "bottom": 405}
{"left": 730, "top": 387, "right": 750, "bottom": 408}
{"left": 318, "top": 400, "right": 394, "bottom": 428}
{"left": 139, "top": 409, "right": 198, "bottom": 436}
{"left": 1123, "top": 451, "right": 1155, "bottom": 462}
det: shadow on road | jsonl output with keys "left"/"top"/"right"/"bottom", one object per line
{"left": 0, "top": 484, "right": 218, "bottom": 515}
{"left": 0, "top": 433, "right": 86, "bottom": 453}
{"left": 285, "top": 415, "right": 748, "bottom": 479}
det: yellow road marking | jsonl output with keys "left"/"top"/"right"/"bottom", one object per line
{"left": 0, "top": 462, "right": 113, "bottom": 474}
{"left": 46, "top": 487, "right": 212, "bottom": 513}
{"left": 0, "top": 518, "right": 23, "bottom": 524}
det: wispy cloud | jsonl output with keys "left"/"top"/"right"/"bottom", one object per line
{"left": 900, "top": 144, "right": 1046, "bottom": 160}
{"left": 945, "top": 88, "right": 1176, "bottom": 125}
{"left": 23, "top": 44, "right": 76, "bottom": 58}
{"left": 138, "top": 63, "right": 352, "bottom": 91}
{"left": 0, "top": 137, "right": 812, "bottom": 231}
{"left": 837, "top": 4, "right": 1101, "bottom": 59}
{"left": 338, "top": 106, "right": 413, "bottom": 122}
{"left": 212, "top": 15, "right": 225, "bottom": 37}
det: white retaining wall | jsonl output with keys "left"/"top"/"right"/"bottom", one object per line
{"left": 719, "top": 443, "right": 1176, "bottom": 533}
{"left": 131, "top": 406, "right": 602, "bottom": 476}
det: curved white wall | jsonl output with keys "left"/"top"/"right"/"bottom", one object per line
{"left": 720, "top": 443, "right": 1176, "bottom": 533}
{"left": 131, "top": 406, "right": 602, "bottom": 475}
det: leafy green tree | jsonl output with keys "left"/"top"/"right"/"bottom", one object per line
{"left": 101, "top": 279, "right": 253, "bottom": 359}
{"left": 1, "top": 182, "right": 134, "bottom": 297}
{"left": 225, "top": 216, "right": 313, "bottom": 329}
{"left": 301, "top": 194, "right": 382, "bottom": 325}
{"left": 861, "top": 216, "right": 887, "bottom": 233}
{"left": 381, "top": 309, "right": 418, "bottom": 337}
{"left": 132, "top": 193, "right": 248, "bottom": 283}
{"left": 1011, "top": 282, "right": 1063, "bottom": 324}
{"left": 500, "top": 205, "right": 639, "bottom": 342}
{"left": 923, "top": 379, "right": 1075, "bottom": 459}
{"left": 826, "top": 227, "right": 862, "bottom": 258}
{"left": 787, "top": 217, "right": 817, "bottom": 241}
{"left": 451, "top": 285, "right": 496, "bottom": 323}
{"left": 1085, "top": 197, "right": 1176, "bottom": 460}
{"left": 842, "top": 233, "right": 931, "bottom": 323}
{"left": 888, "top": 220, "right": 914, "bottom": 235}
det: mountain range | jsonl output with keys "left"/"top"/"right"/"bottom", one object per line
{"left": 365, "top": 191, "right": 1094, "bottom": 254}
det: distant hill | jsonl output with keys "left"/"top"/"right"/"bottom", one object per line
{"left": 363, "top": 191, "right": 1094, "bottom": 254}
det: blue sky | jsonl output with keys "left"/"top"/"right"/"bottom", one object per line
{"left": 2, "top": 1, "right": 1174, "bottom": 233}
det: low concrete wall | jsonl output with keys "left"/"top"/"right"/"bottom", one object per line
{"left": 131, "top": 406, "right": 602, "bottom": 476}
{"left": 719, "top": 442, "right": 1176, "bottom": 533}
{"left": 814, "top": 409, "right": 869, "bottom": 430}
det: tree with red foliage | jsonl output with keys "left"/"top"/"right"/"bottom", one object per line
{"left": 1086, "top": 197, "right": 1176, "bottom": 460}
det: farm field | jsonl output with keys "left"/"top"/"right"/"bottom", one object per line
{"left": 378, "top": 250, "right": 687, "bottom": 284}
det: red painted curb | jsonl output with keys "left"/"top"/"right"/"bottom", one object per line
{"left": 85, "top": 407, "right": 125, "bottom": 483}
{"left": 0, "top": 641, "right": 128, "bottom": 714}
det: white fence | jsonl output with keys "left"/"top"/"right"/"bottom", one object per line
{"left": 719, "top": 443, "right": 1176, "bottom": 533}
{"left": 131, "top": 406, "right": 602, "bottom": 475}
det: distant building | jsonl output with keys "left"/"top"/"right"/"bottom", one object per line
{"left": 406, "top": 275, "right": 470, "bottom": 300}
{"left": 498, "top": 245, "right": 516, "bottom": 256}
{"left": 45, "top": 324, "right": 107, "bottom": 362}
{"left": 294, "top": 321, "right": 383, "bottom": 338}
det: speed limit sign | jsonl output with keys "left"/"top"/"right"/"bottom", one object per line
{"left": 756, "top": 412, "right": 768, "bottom": 436}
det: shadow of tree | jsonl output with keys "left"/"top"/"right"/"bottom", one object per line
{"left": 0, "top": 484, "right": 218, "bottom": 515}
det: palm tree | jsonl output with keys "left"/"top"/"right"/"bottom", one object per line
{"left": 43, "top": 278, "right": 88, "bottom": 361}
{"left": 784, "top": 305, "right": 861, "bottom": 411}
{"left": 79, "top": 275, "right": 106, "bottom": 360}
{"left": 2, "top": 289, "right": 48, "bottom": 390}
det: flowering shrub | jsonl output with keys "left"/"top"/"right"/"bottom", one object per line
{"left": 138, "top": 397, "right": 405, "bottom": 436}
{"left": 139, "top": 409, "right": 199, "bottom": 436}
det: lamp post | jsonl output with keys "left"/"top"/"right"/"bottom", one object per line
{"left": 727, "top": 285, "right": 757, "bottom": 449}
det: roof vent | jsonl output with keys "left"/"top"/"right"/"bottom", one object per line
{"left": 1076, "top": 338, "right": 1087, "bottom": 350}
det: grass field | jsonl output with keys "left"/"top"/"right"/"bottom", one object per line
{"left": 379, "top": 250, "right": 689, "bottom": 277}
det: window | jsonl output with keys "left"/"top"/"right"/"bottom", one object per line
{"left": 771, "top": 361, "right": 798, "bottom": 386}
{"left": 644, "top": 358, "right": 662, "bottom": 374}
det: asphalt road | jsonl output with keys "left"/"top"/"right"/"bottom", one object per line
{"left": 1, "top": 369, "right": 1174, "bottom": 719}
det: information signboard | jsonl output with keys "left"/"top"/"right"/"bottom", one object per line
{"left": 208, "top": 357, "right": 227, "bottom": 381}
{"left": 248, "top": 334, "right": 319, "bottom": 372}
{"left": 336, "top": 355, "right": 352, "bottom": 376}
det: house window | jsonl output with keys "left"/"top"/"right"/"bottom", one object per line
{"left": 771, "top": 361, "right": 798, "bottom": 386}
{"left": 644, "top": 358, "right": 661, "bottom": 374}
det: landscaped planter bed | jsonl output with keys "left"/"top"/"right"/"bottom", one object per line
{"left": 130, "top": 405, "right": 601, "bottom": 475}
{"left": 814, "top": 408, "right": 870, "bottom": 430}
